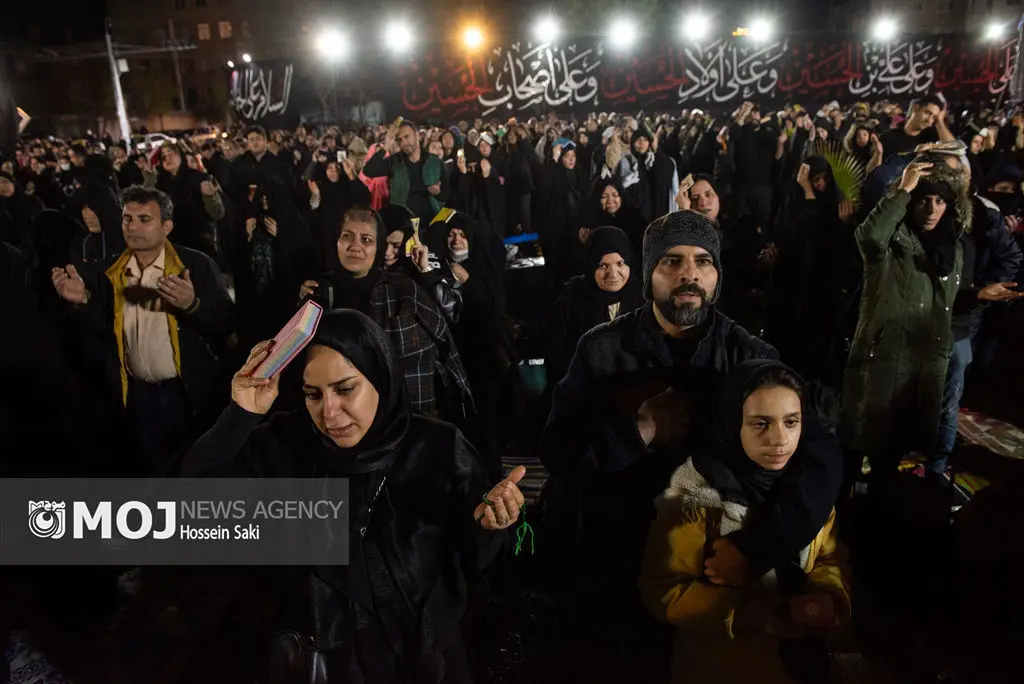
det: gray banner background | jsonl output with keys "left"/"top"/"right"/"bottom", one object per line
{"left": 0, "top": 479, "right": 349, "bottom": 566}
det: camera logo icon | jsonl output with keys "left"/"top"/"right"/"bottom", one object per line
{"left": 28, "top": 501, "right": 66, "bottom": 539}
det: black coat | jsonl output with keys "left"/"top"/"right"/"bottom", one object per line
{"left": 63, "top": 244, "right": 234, "bottom": 426}
{"left": 547, "top": 274, "right": 643, "bottom": 382}
{"left": 537, "top": 160, "right": 587, "bottom": 288}
{"left": 156, "top": 165, "right": 219, "bottom": 255}
{"left": 182, "top": 404, "right": 502, "bottom": 683}
{"left": 541, "top": 304, "right": 843, "bottom": 575}
{"left": 229, "top": 150, "right": 296, "bottom": 209}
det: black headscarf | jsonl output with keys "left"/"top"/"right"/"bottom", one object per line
{"left": 585, "top": 176, "right": 649, "bottom": 267}
{"left": 582, "top": 226, "right": 642, "bottom": 306}
{"left": 278, "top": 310, "right": 421, "bottom": 678}
{"left": 302, "top": 309, "right": 411, "bottom": 474}
{"left": 911, "top": 178, "right": 959, "bottom": 276}
{"left": 692, "top": 359, "right": 802, "bottom": 508}
{"left": 325, "top": 208, "right": 387, "bottom": 311}
{"left": 379, "top": 203, "right": 416, "bottom": 273}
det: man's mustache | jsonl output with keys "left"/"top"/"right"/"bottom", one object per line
{"left": 671, "top": 283, "right": 708, "bottom": 301}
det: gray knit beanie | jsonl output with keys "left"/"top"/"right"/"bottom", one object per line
{"left": 642, "top": 210, "right": 722, "bottom": 300}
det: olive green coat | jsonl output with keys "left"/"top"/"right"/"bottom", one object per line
{"left": 841, "top": 189, "right": 964, "bottom": 457}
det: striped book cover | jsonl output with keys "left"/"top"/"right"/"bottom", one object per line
{"left": 252, "top": 300, "right": 324, "bottom": 379}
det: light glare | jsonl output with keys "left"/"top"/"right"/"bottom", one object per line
{"left": 985, "top": 22, "right": 1006, "bottom": 42}
{"left": 872, "top": 17, "right": 899, "bottom": 42}
{"left": 463, "top": 26, "right": 484, "bottom": 49}
{"left": 535, "top": 16, "right": 560, "bottom": 44}
{"left": 608, "top": 17, "right": 639, "bottom": 50}
{"left": 316, "top": 28, "right": 350, "bottom": 62}
{"left": 749, "top": 18, "right": 772, "bottom": 42}
{"left": 683, "top": 13, "right": 711, "bottom": 41}
{"left": 226, "top": 60, "right": 234, "bottom": 68}
{"left": 241, "top": 53, "right": 252, "bottom": 64}
{"left": 384, "top": 19, "right": 415, "bottom": 54}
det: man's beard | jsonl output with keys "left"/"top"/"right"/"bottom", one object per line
{"left": 655, "top": 282, "right": 711, "bottom": 327}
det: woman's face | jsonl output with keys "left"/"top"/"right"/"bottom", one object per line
{"left": 811, "top": 172, "right": 828, "bottom": 193}
{"left": 337, "top": 220, "right": 378, "bottom": 277}
{"left": 325, "top": 162, "right": 340, "bottom": 183}
{"left": 160, "top": 147, "right": 182, "bottom": 174}
{"left": 302, "top": 346, "right": 380, "bottom": 448}
{"left": 561, "top": 149, "right": 577, "bottom": 170}
{"left": 600, "top": 186, "right": 621, "bottom": 214}
{"left": 855, "top": 129, "right": 870, "bottom": 147}
{"left": 428, "top": 141, "right": 444, "bottom": 157}
{"left": 594, "top": 252, "right": 630, "bottom": 293}
{"left": 441, "top": 132, "right": 455, "bottom": 153}
{"left": 970, "top": 134, "right": 984, "bottom": 155}
{"left": 740, "top": 386, "right": 803, "bottom": 471}
{"left": 384, "top": 229, "right": 405, "bottom": 266}
{"left": 448, "top": 227, "right": 469, "bottom": 253}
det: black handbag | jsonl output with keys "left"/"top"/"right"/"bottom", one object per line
{"left": 266, "top": 630, "right": 328, "bottom": 684}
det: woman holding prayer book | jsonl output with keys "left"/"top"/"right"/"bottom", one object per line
{"left": 183, "top": 310, "right": 525, "bottom": 684}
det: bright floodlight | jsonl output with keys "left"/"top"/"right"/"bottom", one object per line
{"left": 226, "top": 59, "right": 234, "bottom": 68}
{"left": 683, "top": 13, "right": 711, "bottom": 41}
{"left": 384, "top": 18, "right": 415, "bottom": 54}
{"left": 463, "top": 26, "right": 484, "bottom": 49}
{"left": 316, "top": 28, "right": 350, "bottom": 62}
{"left": 535, "top": 16, "right": 560, "bottom": 44}
{"left": 872, "top": 17, "right": 899, "bottom": 42}
{"left": 241, "top": 53, "right": 252, "bottom": 64}
{"left": 749, "top": 18, "right": 773, "bottom": 42}
{"left": 985, "top": 22, "right": 1006, "bottom": 42}
{"left": 608, "top": 16, "right": 639, "bottom": 50}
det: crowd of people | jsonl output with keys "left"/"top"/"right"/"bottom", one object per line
{"left": 2, "top": 92, "right": 1024, "bottom": 682}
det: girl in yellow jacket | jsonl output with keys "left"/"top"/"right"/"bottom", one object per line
{"left": 640, "top": 360, "right": 851, "bottom": 684}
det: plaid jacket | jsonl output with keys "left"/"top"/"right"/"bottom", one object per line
{"left": 322, "top": 272, "right": 472, "bottom": 417}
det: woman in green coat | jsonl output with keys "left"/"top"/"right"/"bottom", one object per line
{"left": 841, "top": 158, "right": 970, "bottom": 477}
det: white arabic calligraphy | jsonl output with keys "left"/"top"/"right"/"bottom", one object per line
{"left": 677, "top": 39, "right": 789, "bottom": 104}
{"left": 231, "top": 65, "right": 294, "bottom": 120}
{"left": 478, "top": 43, "right": 601, "bottom": 115}
{"left": 848, "top": 39, "right": 939, "bottom": 98}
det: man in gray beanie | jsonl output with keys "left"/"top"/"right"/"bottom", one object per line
{"left": 540, "top": 209, "right": 843, "bottom": 651}
{"left": 642, "top": 209, "right": 722, "bottom": 333}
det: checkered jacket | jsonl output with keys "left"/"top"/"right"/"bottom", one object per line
{"left": 323, "top": 272, "right": 472, "bottom": 417}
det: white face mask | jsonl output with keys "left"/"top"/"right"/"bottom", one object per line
{"left": 60, "top": 163, "right": 71, "bottom": 171}
{"left": 449, "top": 248, "right": 469, "bottom": 263}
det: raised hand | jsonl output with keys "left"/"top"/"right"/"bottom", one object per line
{"left": 246, "top": 217, "right": 258, "bottom": 241}
{"left": 157, "top": 269, "right": 196, "bottom": 310}
{"left": 200, "top": 179, "right": 218, "bottom": 196}
{"left": 411, "top": 244, "right": 431, "bottom": 273}
{"left": 299, "top": 280, "right": 319, "bottom": 300}
{"left": 231, "top": 341, "right": 281, "bottom": 415}
{"left": 474, "top": 466, "right": 527, "bottom": 530}
{"left": 264, "top": 217, "right": 278, "bottom": 237}
{"left": 341, "top": 157, "right": 357, "bottom": 180}
{"left": 899, "top": 161, "right": 934, "bottom": 193}
{"left": 51, "top": 264, "right": 87, "bottom": 304}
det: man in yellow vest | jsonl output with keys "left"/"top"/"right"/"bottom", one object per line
{"left": 52, "top": 185, "right": 234, "bottom": 474}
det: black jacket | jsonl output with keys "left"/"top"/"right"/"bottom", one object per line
{"left": 65, "top": 244, "right": 234, "bottom": 423}
{"left": 541, "top": 303, "right": 844, "bottom": 575}
{"left": 182, "top": 404, "right": 502, "bottom": 683}
{"left": 229, "top": 150, "right": 296, "bottom": 208}
{"left": 951, "top": 195, "right": 1023, "bottom": 340}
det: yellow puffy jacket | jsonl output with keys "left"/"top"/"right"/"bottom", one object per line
{"left": 639, "top": 459, "right": 851, "bottom": 684}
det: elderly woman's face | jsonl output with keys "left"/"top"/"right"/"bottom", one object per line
{"left": 338, "top": 219, "right": 378, "bottom": 277}
{"left": 303, "top": 346, "right": 380, "bottom": 448}
{"left": 594, "top": 252, "right": 629, "bottom": 293}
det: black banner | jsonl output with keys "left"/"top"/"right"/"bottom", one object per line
{"left": 231, "top": 33, "right": 1019, "bottom": 123}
